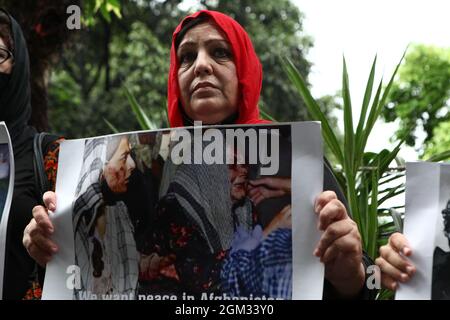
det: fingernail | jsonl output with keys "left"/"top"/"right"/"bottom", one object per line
{"left": 406, "top": 266, "right": 415, "bottom": 275}
{"left": 315, "top": 205, "right": 322, "bottom": 213}
{"left": 49, "top": 203, "right": 56, "bottom": 211}
{"left": 400, "top": 273, "right": 409, "bottom": 282}
{"left": 403, "top": 247, "right": 411, "bottom": 256}
{"left": 392, "top": 282, "right": 398, "bottom": 290}
{"left": 313, "top": 248, "right": 320, "bottom": 257}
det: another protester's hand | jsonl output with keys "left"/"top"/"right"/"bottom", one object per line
{"left": 314, "top": 191, "right": 365, "bottom": 298}
{"left": 22, "top": 191, "right": 58, "bottom": 267}
{"left": 248, "top": 177, "right": 291, "bottom": 205}
{"left": 376, "top": 233, "right": 416, "bottom": 291}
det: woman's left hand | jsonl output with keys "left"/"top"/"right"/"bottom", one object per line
{"left": 314, "top": 191, "right": 365, "bottom": 298}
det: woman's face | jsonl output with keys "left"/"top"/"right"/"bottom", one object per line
{"left": 0, "top": 37, "right": 13, "bottom": 74}
{"left": 104, "top": 137, "right": 136, "bottom": 194}
{"left": 229, "top": 163, "right": 249, "bottom": 203}
{"left": 177, "top": 22, "right": 238, "bottom": 124}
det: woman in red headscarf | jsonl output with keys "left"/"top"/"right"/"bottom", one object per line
{"left": 167, "top": 10, "right": 269, "bottom": 128}
{"left": 24, "top": 10, "right": 374, "bottom": 299}
{"left": 165, "top": 10, "right": 371, "bottom": 299}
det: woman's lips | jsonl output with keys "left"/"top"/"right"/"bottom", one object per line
{"left": 192, "top": 81, "right": 217, "bottom": 93}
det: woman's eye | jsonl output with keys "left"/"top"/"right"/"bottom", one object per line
{"left": 179, "top": 52, "right": 196, "bottom": 64}
{"left": 214, "top": 47, "right": 231, "bottom": 59}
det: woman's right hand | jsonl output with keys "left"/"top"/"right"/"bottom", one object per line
{"left": 376, "top": 232, "right": 417, "bottom": 291}
{"left": 22, "top": 191, "right": 58, "bottom": 267}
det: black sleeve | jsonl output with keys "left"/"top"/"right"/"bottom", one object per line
{"left": 3, "top": 141, "right": 38, "bottom": 300}
{"left": 322, "top": 159, "right": 378, "bottom": 300}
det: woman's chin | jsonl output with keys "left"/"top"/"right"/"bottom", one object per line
{"left": 189, "top": 101, "right": 235, "bottom": 124}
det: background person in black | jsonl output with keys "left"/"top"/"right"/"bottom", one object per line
{"left": 0, "top": 8, "right": 46, "bottom": 300}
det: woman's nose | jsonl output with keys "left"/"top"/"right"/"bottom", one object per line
{"left": 193, "top": 50, "right": 213, "bottom": 77}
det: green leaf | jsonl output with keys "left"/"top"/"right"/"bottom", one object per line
{"left": 371, "top": 50, "right": 407, "bottom": 140}
{"left": 359, "top": 183, "right": 369, "bottom": 246}
{"left": 379, "top": 139, "right": 404, "bottom": 173}
{"left": 368, "top": 167, "right": 379, "bottom": 258}
{"left": 106, "top": 0, "right": 122, "bottom": 19}
{"left": 99, "top": 3, "right": 111, "bottom": 23}
{"left": 94, "top": 0, "right": 103, "bottom": 12}
{"left": 259, "top": 100, "right": 278, "bottom": 122}
{"left": 378, "top": 185, "right": 405, "bottom": 206}
{"left": 124, "top": 87, "right": 157, "bottom": 130}
{"left": 362, "top": 49, "right": 406, "bottom": 156}
{"left": 360, "top": 78, "right": 383, "bottom": 153}
{"left": 104, "top": 118, "right": 119, "bottom": 133}
{"left": 355, "top": 55, "right": 377, "bottom": 168}
{"left": 342, "top": 57, "right": 355, "bottom": 175}
{"left": 425, "top": 149, "right": 450, "bottom": 162}
{"left": 378, "top": 173, "right": 404, "bottom": 186}
{"left": 260, "top": 109, "right": 277, "bottom": 122}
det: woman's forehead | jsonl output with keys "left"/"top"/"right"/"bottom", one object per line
{"left": 178, "top": 22, "right": 228, "bottom": 47}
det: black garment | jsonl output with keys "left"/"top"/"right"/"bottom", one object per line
{"left": 0, "top": 9, "right": 38, "bottom": 300}
{"left": 432, "top": 247, "right": 450, "bottom": 300}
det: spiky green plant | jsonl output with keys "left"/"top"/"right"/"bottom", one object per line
{"left": 282, "top": 54, "right": 409, "bottom": 259}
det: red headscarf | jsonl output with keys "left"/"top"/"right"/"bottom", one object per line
{"left": 167, "top": 10, "right": 270, "bottom": 127}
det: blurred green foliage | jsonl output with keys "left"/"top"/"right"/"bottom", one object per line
{"left": 382, "top": 44, "right": 450, "bottom": 155}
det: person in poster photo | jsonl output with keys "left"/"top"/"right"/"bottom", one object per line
{"left": 72, "top": 135, "right": 139, "bottom": 298}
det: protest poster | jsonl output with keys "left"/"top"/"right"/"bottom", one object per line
{"left": 397, "top": 162, "right": 450, "bottom": 300}
{"left": 43, "top": 121, "right": 324, "bottom": 300}
{"left": 0, "top": 122, "right": 14, "bottom": 299}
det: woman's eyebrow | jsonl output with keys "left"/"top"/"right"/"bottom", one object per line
{"left": 178, "top": 38, "right": 229, "bottom": 50}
